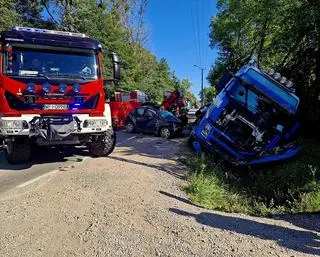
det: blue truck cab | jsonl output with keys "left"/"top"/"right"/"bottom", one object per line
{"left": 191, "top": 65, "right": 302, "bottom": 165}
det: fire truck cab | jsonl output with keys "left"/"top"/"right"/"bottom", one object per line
{"left": 0, "top": 27, "right": 120, "bottom": 164}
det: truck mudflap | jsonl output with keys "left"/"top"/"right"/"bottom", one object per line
{"left": 30, "top": 116, "right": 81, "bottom": 140}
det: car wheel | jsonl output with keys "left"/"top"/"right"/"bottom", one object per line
{"left": 126, "top": 122, "right": 135, "bottom": 133}
{"left": 160, "top": 127, "right": 171, "bottom": 139}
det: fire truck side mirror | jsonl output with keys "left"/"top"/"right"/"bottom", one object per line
{"left": 111, "top": 52, "right": 120, "bottom": 81}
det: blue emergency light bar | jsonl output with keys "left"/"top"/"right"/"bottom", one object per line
{"left": 1, "top": 27, "right": 101, "bottom": 50}
{"left": 12, "top": 27, "right": 87, "bottom": 38}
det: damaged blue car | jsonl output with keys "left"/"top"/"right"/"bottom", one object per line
{"left": 189, "top": 65, "right": 302, "bottom": 166}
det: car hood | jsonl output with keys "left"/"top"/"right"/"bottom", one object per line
{"left": 163, "top": 115, "right": 182, "bottom": 123}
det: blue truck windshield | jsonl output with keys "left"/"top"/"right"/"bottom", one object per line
{"left": 246, "top": 69, "right": 298, "bottom": 112}
{"left": 4, "top": 46, "right": 99, "bottom": 80}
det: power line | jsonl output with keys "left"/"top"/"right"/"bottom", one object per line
{"left": 204, "top": 0, "right": 210, "bottom": 69}
{"left": 201, "top": 0, "right": 205, "bottom": 68}
{"left": 190, "top": 1, "right": 200, "bottom": 67}
{"left": 195, "top": 0, "right": 202, "bottom": 67}
{"left": 41, "top": 0, "right": 60, "bottom": 25}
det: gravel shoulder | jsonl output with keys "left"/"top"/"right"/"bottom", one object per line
{"left": 0, "top": 131, "right": 319, "bottom": 257}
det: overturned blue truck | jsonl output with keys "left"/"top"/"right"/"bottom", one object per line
{"left": 190, "top": 65, "right": 302, "bottom": 165}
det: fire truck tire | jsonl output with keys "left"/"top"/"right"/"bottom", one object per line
{"left": 5, "top": 137, "right": 31, "bottom": 164}
{"left": 88, "top": 130, "right": 116, "bottom": 157}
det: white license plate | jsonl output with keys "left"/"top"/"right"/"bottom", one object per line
{"left": 201, "top": 124, "right": 212, "bottom": 137}
{"left": 43, "top": 104, "right": 68, "bottom": 110}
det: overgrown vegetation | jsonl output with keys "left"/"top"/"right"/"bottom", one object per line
{"left": 208, "top": 0, "right": 320, "bottom": 133}
{"left": 185, "top": 139, "right": 320, "bottom": 216}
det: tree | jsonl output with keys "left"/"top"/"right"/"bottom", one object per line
{"left": 0, "top": 0, "right": 19, "bottom": 30}
{"left": 15, "top": 0, "right": 48, "bottom": 27}
{"left": 208, "top": 0, "right": 320, "bottom": 131}
{"left": 199, "top": 87, "right": 216, "bottom": 105}
{"left": 7, "top": 1, "right": 182, "bottom": 104}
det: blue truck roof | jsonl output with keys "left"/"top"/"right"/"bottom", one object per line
{"left": 0, "top": 27, "right": 101, "bottom": 50}
{"left": 234, "top": 66, "right": 299, "bottom": 114}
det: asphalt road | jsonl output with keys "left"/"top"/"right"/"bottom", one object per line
{"left": 0, "top": 108, "right": 198, "bottom": 195}
{"left": 0, "top": 131, "right": 129, "bottom": 195}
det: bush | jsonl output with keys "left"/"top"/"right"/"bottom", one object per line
{"left": 185, "top": 139, "right": 320, "bottom": 216}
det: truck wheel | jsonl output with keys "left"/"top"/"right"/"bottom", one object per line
{"left": 160, "top": 127, "right": 171, "bottom": 139}
{"left": 88, "top": 130, "right": 116, "bottom": 157}
{"left": 5, "top": 137, "right": 31, "bottom": 164}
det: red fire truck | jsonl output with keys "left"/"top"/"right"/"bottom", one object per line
{"left": 109, "top": 90, "right": 147, "bottom": 128}
{"left": 0, "top": 27, "right": 120, "bottom": 164}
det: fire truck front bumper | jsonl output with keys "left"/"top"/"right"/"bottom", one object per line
{"left": 0, "top": 114, "right": 112, "bottom": 138}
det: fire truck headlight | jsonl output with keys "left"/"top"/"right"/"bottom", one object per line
{"left": 42, "top": 82, "right": 52, "bottom": 93}
{"left": 26, "top": 82, "right": 36, "bottom": 93}
{"left": 0, "top": 120, "right": 27, "bottom": 129}
{"left": 73, "top": 83, "right": 81, "bottom": 93}
{"left": 58, "top": 83, "right": 67, "bottom": 93}
{"left": 83, "top": 119, "right": 108, "bottom": 128}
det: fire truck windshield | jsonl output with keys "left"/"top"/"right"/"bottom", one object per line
{"left": 4, "top": 46, "right": 99, "bottom": 80}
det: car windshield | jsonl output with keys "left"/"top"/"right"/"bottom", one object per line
{"left": 159, "top": 110, "right": 177, "bottom": 119}
{"left": 4, "top": 46, "right": 99, "bottom": 80}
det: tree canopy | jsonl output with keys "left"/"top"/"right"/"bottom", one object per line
{"left": 0, "top": 0, "right": 196, "bottom": 103}
{"left": 208, "top": 0, "right": 320, "bottom": 131}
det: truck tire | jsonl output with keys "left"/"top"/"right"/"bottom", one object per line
{"left": 5, "top": 137, "right": 31, "bottom": 164}
{"left": 88, "top": 130, "right": 116, "bottom": 157}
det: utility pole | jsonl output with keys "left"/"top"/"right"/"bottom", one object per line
{"left": 194, "top": 65, "right": 205, "bottom": 107}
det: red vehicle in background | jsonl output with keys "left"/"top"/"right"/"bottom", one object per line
{"left": 0, "top": 27, "right": 120, "bottom": 163}
{"left": 108, "top": 90, "right": 148, "bottom": 128}
{"left": 161, "top": 90, "right": 189, "bottom": 125}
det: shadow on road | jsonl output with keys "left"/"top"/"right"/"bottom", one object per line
{"left": 116, "top": 134, "right": 183, "bottom": 160}
{"left": 170, "top": 208, "right": 320, "bottom": 256}
{"left": 108, "top": 156, "right": 186, "bottom": 179}
{"left": 159, "top": 191, "right": 203, "bottom": 208}
{"left": 0, "top": 146, "right": 90, "bottom": 171}
{"left": 273, "top": 212, "right": 320, "bottom": 233}
{"left": 112, "top": 131, "right": 187, "bottom": 179}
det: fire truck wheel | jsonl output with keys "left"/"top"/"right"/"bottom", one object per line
{"left": 126, "top": 122, "right": 135, "bottom": 133}
{"left": 160, "top": 127, "right": 171, "bottom": 139}
{"left": 5, "top": 137, "right": 31, "bottom": 164}
{"left": 88, "top": 130, "right": 116, "bottom": 157}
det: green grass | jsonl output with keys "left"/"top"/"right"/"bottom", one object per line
{"left": 184, "top": 139, "right": 320, "bottom": 216}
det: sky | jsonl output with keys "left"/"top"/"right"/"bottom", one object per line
{"left": 41, "top": 0, "right": 218, "bottom": 98}
{"left": 145, "top": 0, "right": 218, "bottom": 98}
